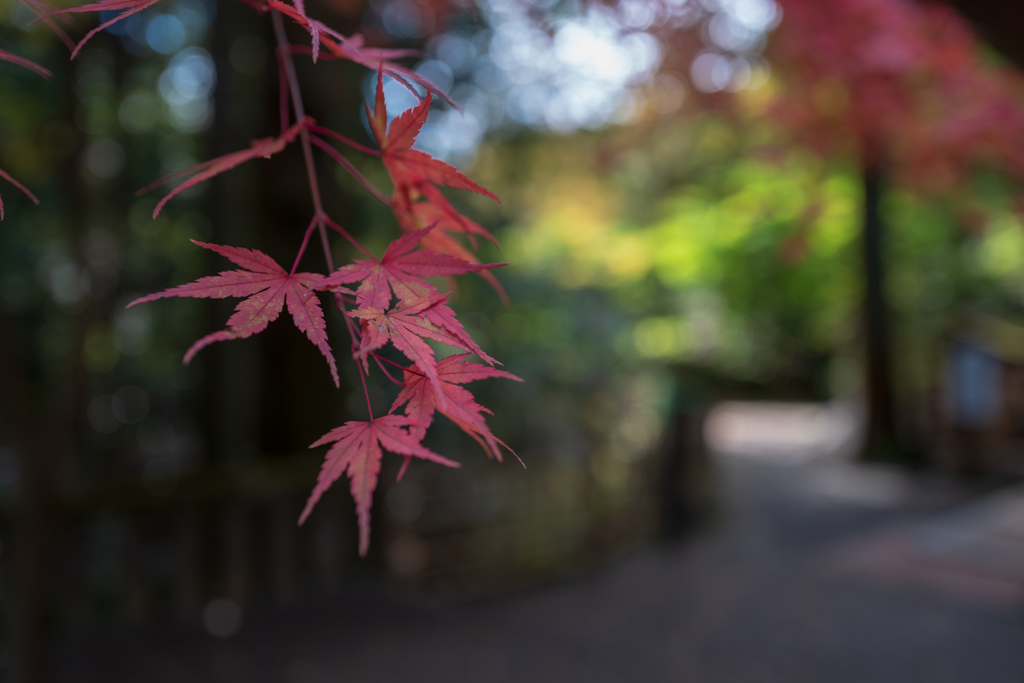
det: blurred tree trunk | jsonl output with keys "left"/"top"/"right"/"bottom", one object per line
{"left": 0, "top": 314, "right": 87, "bottom": 683}
{"left": 1, "top": 51, "right": 87, "bottom": 680}
{"left": 861, "top": 157, "right": 897, "bottom": 459}
{"left": 0, "top": 332, "right": 52, "bottom": 683}
{"left": 209, "top": 0, "right": 266, "bottom": 467}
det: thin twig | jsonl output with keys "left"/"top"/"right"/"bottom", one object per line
{"left": 289, "top": 215, "right": 319, "bottom": 275}
{"left": 276, "top": 46, "right": 290, "bottom": 134}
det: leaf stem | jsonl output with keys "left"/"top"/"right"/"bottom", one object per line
{"left": 372, "top": 354, "right": 406, "bottom": 386}
{"left": 370, "top": 352, "right": 423, "bottom": 377}
{"left": 308, "top": 124, "right": 381, "bottom": 156}
{"left": 310, "top": 135, "right": 392, "bottom": 207}
{"left": 290, "top": 215, "right": 319, "bottom": 275}
{"left": 319, "top": 212, "right": 376, "bottom": 260}
{"left": 358, "top": 355, "right": 374, "bottom": 420}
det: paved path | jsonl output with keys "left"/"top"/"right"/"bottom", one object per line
{"left": 56, "top": 453, "right": 1024, "bottom": 683}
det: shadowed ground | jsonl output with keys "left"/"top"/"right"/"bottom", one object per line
{"left": 55, "top": 434, "right": 1024, "bottom": 683}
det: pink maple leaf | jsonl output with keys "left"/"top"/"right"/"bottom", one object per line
{"left": 366, "top": 67, "right": 508, "bottom": 301}
{"left": 128, "top": 240, "right": 340, "bottom": 386}
{"left": 368, "top": 68, "right": 499, "bottom": 205}
{"left": 137, "top": 118, "right": 310, "bottom": 218}
{"left": 300, "top": 415, "right": 459, "bottom": 556}
{"left": 0, "top": 48, "right": 52, "bottom": 78}
{"left": 310, "top": 224, "right": 505, "bottom": 311}
{"left": 350, "top": 293, "right": 484, "bottom": 405}
{"left": 0, "top": 49, "right": 48, "bottom": 219}
{"left": 391, "top": 353, "right": 521, "bottom": 466}
{"left": 33, "top": 0, "right": 163, "bottom": 60}
{"left": 0, "top": 168, "right": 40, "bottom": 221}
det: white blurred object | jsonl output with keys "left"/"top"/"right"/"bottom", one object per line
{"left": 705, "top": 400, "right": 860, "bottom": 463}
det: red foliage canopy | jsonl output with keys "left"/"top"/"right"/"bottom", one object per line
{"left": 769, "top": 0, "right": 1024, "bottom": 188}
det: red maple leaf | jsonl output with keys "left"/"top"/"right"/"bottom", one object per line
{"left": 350, "top": 293, "right": 483, "bottom": 402}
{"left": 418, "top": 296, "right": 498, "bottom": 366}
{"left": 395, "top": 205, "right": 510, "bottom": 304}
{"left": 299, "top": 415, "right": 459, "bottom": 556}
{"left": 367, "top": 69, "right": 503, "bottom": 259}
{"left": 369, "top": 68, "right": 497, "bottom": 199}
{"left": 33, "top": 0, "right": 162, "bottom": 59}
{"left": 128, "top": 241, "right": 340, "bottom": 386}
{"left": 0, "top": 48, "right": 52, "bottom": 78}
{"left": 17, "top": 0, "right": 76, "bottom": 51}
{"left": 393, "top": 183, "right": 500, "bottom": 251}
{"left": 391, "top": 353, "right": 521, "bottom": 462}
{"left": 137, "top": 118, "right": 310, "bottom": 218}
{"left": 0, "top": 168, "right": 40, "bottom": 221}
{"left": 310, "top": 224, "right": 505, "bottom": 310}
{"left": 0, "top": 49, "right": 48, "bottom": 220}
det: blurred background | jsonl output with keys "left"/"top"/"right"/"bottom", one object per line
{"left": 4, "top": 0, "right": 1024, "bottom": 681}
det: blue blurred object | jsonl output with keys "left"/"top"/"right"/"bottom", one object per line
{"left": 948, "top": 340, "right": 1002, "bottom": 427}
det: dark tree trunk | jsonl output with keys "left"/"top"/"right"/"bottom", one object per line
{"left": 4, "top": 44, "right": 89, "bottom": 681}
{"left": 861, "top": 159, "right": 898, "bottom": 458}
{"left": 4, "top": 306, "right": 89, "bottom": 683}
{"left": 0, "top": 318, "right": 73, "bottom": 683}
{"left": 11, "top": 440, "right": 57, "bottom": 683}
{"left": 660, "top": 411, "right": 704, "bottom": 539}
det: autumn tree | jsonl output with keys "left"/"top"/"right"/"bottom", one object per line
{"left": 633, "top": 0, "right": 1024, "bottom": 458}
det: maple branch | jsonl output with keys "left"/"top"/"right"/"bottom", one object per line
{"left": 273, "top": 10, "right": 380, "bottom": 424}
{"left": 310, "top": 135, "right": 392, "bottom": 207}
{"left": 272, "top": 9, "right": 333, "bottom": 273}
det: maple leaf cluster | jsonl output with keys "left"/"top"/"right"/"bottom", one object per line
{"left": 0, "top": 0, "right": 516, "bottom": 556}
{"left": 21, "top": 1, "right": 526, "bottom": 556}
